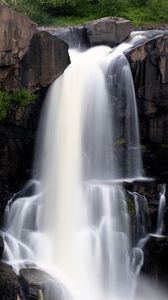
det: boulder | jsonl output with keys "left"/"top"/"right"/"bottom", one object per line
{"left": 0, "top": 4, "right": 37, "bottom": 66}
{"left": 19, "top": 268, "right": 69, "bottom": 300}
{"left": 1, "top": 31, "right": 70, "bottom": 92}
{"left": 0, "top": 5, "right": 70, "bottom": 92}
{"left": 141, "top": 235, "right": 168, "bottom": 289}
{"left": 85, "top": 17, "right": 132, "bottom": 47}
{"left": 0, "top": 261, "right": 21, "bottom": 299}
{"left": 20, "top": 31, "right": 70, "bottom": 91}
{"left": 19, "top": 268, "right": 51, "bottom": 299}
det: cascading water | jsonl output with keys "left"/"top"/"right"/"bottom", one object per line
{"left": 156, "top": 184, "right": 166, "bottom": 235}
{"left": 2, "top": 34, "right": 168, "bottom": 300}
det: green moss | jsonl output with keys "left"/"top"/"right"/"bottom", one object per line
{"left": 0, "top": 90, "right": 37, "bottom": 120}
{"left": 125, "top": 191, "right": 135, "bottom": 215}
{"left": 140, "top": 144, "right": 147, "bottom": 150}
{"left": 114, "top": 138, "right": 126, "bottom": 145}
{"left": 161, "top": 144, "right": 168, "bottom": 148}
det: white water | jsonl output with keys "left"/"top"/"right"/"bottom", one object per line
{"left": 2, "top": 39, "right": 167, "bottom": 300}
{"left": 156, "top": 184, "right": 166, "bottom": 235}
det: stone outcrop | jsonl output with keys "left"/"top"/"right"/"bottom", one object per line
{"left": 19, "top": 268, "right": 51, "bottom": 299}
{"left": 20, "top": 31, "right": 70, "bottom": 91}
{"left": 124, "top": 181, "right": 166, "bottom": 242}
{"left": 1, "top": 30, "right": 70, "bottom": 92}
{"left": 0, "top": 94, "right": 45, "bottom": 220}
{"left": 0, "top": 4, "right": 37, "bottom": 66}
{"left": 19, "top": 268, "right": 70, "bottom": 300}
{"left": 126, "top": 30, "right": 168, "bottom": 180}
{"left": 39, "top": 25, "right": 88, "bottom": 49}
{"left": 0, "top": 261, "right": 21, "bottom": 299}
{"left": 0, "top": 4, "right": 70, "bottom": 92}
{"left": 141, "top": 235, "right": 168, "bottom": 289}
{"left": 41, "top": 17, "right": 132, "bottom": 49}
{"left": 85, "top": 17, "right": 132, "bottom": 47}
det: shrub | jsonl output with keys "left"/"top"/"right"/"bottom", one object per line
{"left": 0, "top": 90, "right": 37, "bottom": 120}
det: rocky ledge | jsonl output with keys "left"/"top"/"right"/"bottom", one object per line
{"left": 39, "top": 16, "right": 132, "bottom": 49}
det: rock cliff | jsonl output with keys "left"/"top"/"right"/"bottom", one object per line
{"left": 126, "top": 30, "right": 168, "bottom": 180}
{"left": 0, "top": 4, "right": 70, "bottom": 92}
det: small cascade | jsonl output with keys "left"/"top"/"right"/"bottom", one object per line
{"left": 132, "top": 192, "right": 149, "bottom": 243}
{"left": 2, "top": 180, "right": 42, "bottom": 273}
{"left": 81, "top": 183, "right": 131, "bottom": 299}
{"left": 156, "top": 184, "right": 166, "bottom": 235}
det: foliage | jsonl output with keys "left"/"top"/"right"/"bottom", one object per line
{"left": 10, "top": 90, "right": 37, "bottom": 106}
{"left": 0, "top": 90, "right": 37, "bottom": 120}
{"left": 97, "top": 0, "right": 127, "bottom": 16}
{"left": 114, "top": 138, "right": 126, "bottom": 145}
{"left": 2, "top": 0, "right": 168, "bottom": 25}
{"left": 146, "top": 0, "right": 168, "bottom": 22}
{"left": 0, "top": 91, "right": 11, "bottom": 120}
{"left": 125, "top": 191, "right": 135, "bottom": 215}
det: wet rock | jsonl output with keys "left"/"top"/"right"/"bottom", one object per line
{"left": 39, "top": 25, "right": 88, "bottom": 49}
{"left": 85, "top": 17, "right": 132, "bottom": 47}
{"left": 141, "top": 235, "right": 168, "bottom": 289}
{"left": 0, "top": 94, "right": 44, "bottom": 221}
{"left": 0, "top": 261, "right": 21, "bottom": 299}
{"left": 0, "top": 235, "right": 4, "bottom": 258}
{"left": 19, "top": 268, "right": 50, "bottom": 299}
{"left": 124, "top": 180, "right": 165, "bottom": 234}
{"left": 126, "top": 31, "right": 168, "bottom": 180}
{"left": 19, "top": 268, "right": 69, "bottom": 300}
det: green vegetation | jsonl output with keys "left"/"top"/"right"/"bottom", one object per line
{"left": 114, "top": 138, "right": 126, "bottom": 145}
{"left": 125, "top": 191, "right": 135, "bottom": 215}
{"left": 0, "top": 90, "right": 37, "bottom": 120}
{"left": 2, "top": 0, "right": 168, "bottom": 26}
{"left": 161, "top": 143, "right": 168, "bottom": 148}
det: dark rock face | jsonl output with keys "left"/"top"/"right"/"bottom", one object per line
{"left": 124, "top": 181, "right": 164, "bottom": 239}
{"left": 85, "top": 17, "right": 132, "bottom": 47}
{"left": 0, "top": 235, "right": 4, "bottom": 259}
{"left": 20, "top": 31, "right": 70, "bottom": 91}
{"left": 0, "top": 261, "right": 21, "bottom": 299}
{"left": 0, "top": 94, "right": 44, "bottom": 220}
{"left": 2, "top": 31, "right": 70, "bottom": 92}
{"left": 126, "top": 31, "right": 168, "bottom": 180}
{"left": 141, "top": 235, "right": 168, "bottom": 289}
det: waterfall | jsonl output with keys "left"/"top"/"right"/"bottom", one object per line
{"left": 156, "top": 184, "right": 166, "bottom": 235}
{"left": 2, "top": 38, "right": 167, "bottom": 300}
